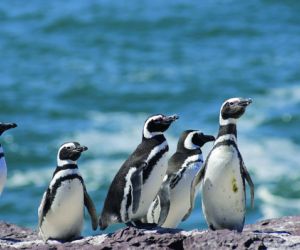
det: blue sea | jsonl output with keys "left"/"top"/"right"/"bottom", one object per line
{"left": 0, "top": 0, "right": 300, "bottom": 236}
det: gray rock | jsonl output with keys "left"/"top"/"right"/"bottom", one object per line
{"left": 1, "top": 216, "right": 300, "bottom": 249}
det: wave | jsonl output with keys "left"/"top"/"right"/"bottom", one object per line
{"left": 258, "top": 187, "right": 300, "bottom": 219}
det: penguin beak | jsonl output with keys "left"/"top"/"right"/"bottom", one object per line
{"left": 161, "top": 114, "right": 179, "bottom": 124}
{"left": 74, "top": 145, "right": 88, "bottom": 153}
{"left": 203, "top": 134, "right": 215, "bottom": 142}
{"left": 0, "top": 122, "right": 17, "bottom": 135}
{"left": 238, "top": 98, "right": 252, "bottom": 107}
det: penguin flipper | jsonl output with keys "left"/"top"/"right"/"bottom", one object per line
{"left": 131, "top": 162, "right": 147, "bottom": 214}
{"left": 189, "top": 165, "right": 206, "bottom": 214}
{"left": 182, "top": 208, "right": 192, "bottom": 222}
{"left": 38, "top": 191, "right": 47, "bottom": 228}
{"left": 83, "top": 185, "right": 98, "bottom": 230}
{"left": 157, "top": 178, "right": 171, "bottom": 226}
{"left": 193, "top": 164, "right": 206, "bottom": 189}
{"left": 241, "top": 164, "right": 255, "bottom": 208}
{"left": 182, "top": 177, "right": 195, "bottom": 222}
{"left": 182, "top": 173, "right": 198, "bottom": 222}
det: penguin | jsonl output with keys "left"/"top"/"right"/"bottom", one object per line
{"left": 144, "top": 130, "right": 215, "bottom": 228}
{"left": 0, "top": 122, "right": 17, "bottom": 195}
{"left": 38, "top": 142, "right": 98, "bottom": 242}
{"left": 99, "top": 114, "right": 179, "bottom": 230}
{"left": 192, "top": 97, "right": 254, "bottom": 232}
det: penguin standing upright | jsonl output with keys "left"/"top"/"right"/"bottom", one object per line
{"left": 144, "top": 130, "right": 215, "bottom": 228}
{"left": 38, "top": 142, "right": 98, "bottom": 242}
{"left": 99, "top": 114, "right": 179, "bottom": 230}
{"left": 192, "top": 97, "right": 254, "bottom": 232}
{"left": 0, "top": 122, "right": 17, "bottom": 195}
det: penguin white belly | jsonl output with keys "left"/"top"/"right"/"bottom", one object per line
{"left": 132, "top": 151, "right": 168, "bottom": 219}
{"left": 162, "top": 164, "right": 200, "bottom": 228}
{"left": 40, "top": 179, "right": 84, "bottom": 240}
{"left": 0, "top": 157, "right": 7, "bottom": 195}
{"left": 202, "top": 145, "right": 245, "bottom": 231}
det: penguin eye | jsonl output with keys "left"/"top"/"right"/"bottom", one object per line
{"left": 66, "top": 146, "right": 71, "bottom": 150}
{"left": 229, "top": 102, "right": 234, "bottom": 106}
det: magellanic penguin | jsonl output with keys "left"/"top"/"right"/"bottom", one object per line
{"left": 192, "top": 97, "right": 254, "bottom": 232}
{"left": 99, "top": 114, "right": 179, "bottom": 230}
{"left": 38, "top": 142, "right": 98, "bottom": 242}
{"left": 0, "top": 122, "right": 17, "bottom": 195}
{"left": 144, "top": 130, "right": 215, "bottom": 228}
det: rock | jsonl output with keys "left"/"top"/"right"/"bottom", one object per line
{"left": 1, "top": 216, "right": 300, "bottom": 249}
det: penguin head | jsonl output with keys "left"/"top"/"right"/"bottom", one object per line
{"left": 57, "top": 142, "right": 88, "bottom": 165}
{"left": 220, "top": 97, "right": 252, "bottom": 125}
{"left": 180, "top": 130, "right": 215, "bottom": 151}
{"left": 143, "top": 114, "right": 179, "bottom": 139}
{"left": 0, "top": 122, "right": 17, "bottom": 136}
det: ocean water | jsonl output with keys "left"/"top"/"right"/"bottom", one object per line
{"left": 0, "top": 0, "right": 300, "bottom": 236}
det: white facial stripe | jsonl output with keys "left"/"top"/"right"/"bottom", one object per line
{"left": 57, "top": 159, "right": 76, "bottom": 166}
{"left": 58, "top": 142, "right": 74, "bottom": 152}
{"left": 50, "top": 168, "right": 80, "bottom": 189}
{"left": 219, "top": 116, "right": 237, "bottom": 126}
{"left": 143, "top": 115, "right": 163, "bottom": 139}
{"left": 146, "top": 140, "right": 168, "bottom": 162}
{"left": 184, "top": 131, "right": 201, "bottom": 150}
{"left": 120, "top": 167, "right": 136, "bottom": 221}
{"left": 226, "top": 97, "right": 240, "bottom": 104}
{"left": 143, "top": 130, "right": 162, "bottom": 139}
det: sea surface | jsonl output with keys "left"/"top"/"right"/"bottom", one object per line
{"left": 0, "top": 0, "right": 300, "bottom": 235}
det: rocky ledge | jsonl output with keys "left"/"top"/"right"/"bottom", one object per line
{"left": 1, "top": 216, "right": 300, "bottom": 249}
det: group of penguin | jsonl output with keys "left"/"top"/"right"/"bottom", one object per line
{"left": 0, "top": 97, "right": 255, "bottom": 242}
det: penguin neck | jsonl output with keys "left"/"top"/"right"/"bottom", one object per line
{"left": 52, "top": 161, "right": 78, "bottom": 178}
{"left": 177, "top": 144, "right": 202, "bottom": 155}
{"left": 217, "top": 123, "right": 237, "bottom": 140}
{"left": 142, "top": 133, "right": 166, "bottom": 142}
{"left": 57, "top": 158, "right": 77, "bottom": 167}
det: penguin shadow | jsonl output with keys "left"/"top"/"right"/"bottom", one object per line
{"left": 252, "top": 221, "right": 291, "bottom": 235}
{"left": 0, "top": 236, "right": 23, "bottom": 243}
{"left": 125, "top": 222, "right": 183, "bottom": 234}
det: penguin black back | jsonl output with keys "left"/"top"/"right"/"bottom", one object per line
{"left": 99, "top": 114, "right": 178, "bottom": 230}
{"left": 100, "top": 135, "right": 166, "bottom": 224}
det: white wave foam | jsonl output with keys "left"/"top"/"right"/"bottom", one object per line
{"left": 6, "top": 158, "right": 122, "bottom": 190}
{"left": 258, "top": 187, "right": 300, "bottom": 219}
{"left": 6, "top": 168, "right": 53, "bottom": 188}
{"left": 238, "top": 85, "right": 300, "bottom": 130}
{"left": 239, "top": 136, "right": 300, "bottom": 181}
{"left": 267, "top": 85, "right": 300, "bottom": 108}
